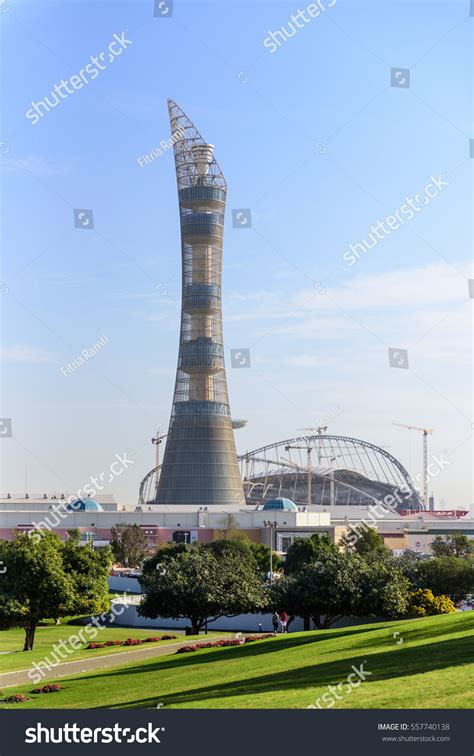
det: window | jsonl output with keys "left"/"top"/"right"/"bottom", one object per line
{"left": 173, "top": 531, "right": 191, "bottom": 544}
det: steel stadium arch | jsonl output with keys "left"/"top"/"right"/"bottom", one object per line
{"left": 139, "top": 434, "right": 422, "bottom": 511}
{"left": 238, "top": 434, "right": 422, "bottom": 511}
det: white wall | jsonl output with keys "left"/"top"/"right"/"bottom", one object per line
{"left": 107, "top": 602, "right": 378, "bottom": 633}
{"left": 109, "top": 576, "right": 141, "bottom": 593}
{"left": 110, "top": 603, "right": 306, "bottom": 632}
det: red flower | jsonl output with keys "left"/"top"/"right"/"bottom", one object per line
{"left": 32, "top": 684, "right": 62, "bottom": 694}
{"left": 5, "top": 694, "right": 31, "bottom": 703}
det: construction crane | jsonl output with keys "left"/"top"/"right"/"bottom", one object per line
{"left": 283, "top": 444, "right": 343, "bottom": 507}
{"left": 296, "top": 427, "right": 327, "bottom": 466}
{"left": 151, "top": 430, "right": 167, "bottom": 497}
{"left": 393, "top": 423, "right": 433, "bottom": 509}
{"left": 298, "top": 426, "right": 327, "bottom": 434}
{"left": 283, "top": 445, "right": 313, "bottom": 507}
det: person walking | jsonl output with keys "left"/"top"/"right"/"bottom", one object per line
{"left": 272, "top": 611, "right": 280, "bottom": 633}
{"left": 280, "top": 610, "right": 288, "bottom": 633}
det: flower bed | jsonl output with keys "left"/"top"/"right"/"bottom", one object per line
{"left": 86, "top": 634, "right": 178, "bottom": 650}
{"left": 5, "top": 694, "right": 31, "bottom": 703}
{"left": 175, "top": 634, "right": 275, "bottom": 654}
{"left": 32, "top": 684, "right": 62, "bottom": 694}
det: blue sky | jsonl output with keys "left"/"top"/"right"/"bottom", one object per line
{"left": 1, "top": 0, "right": 472, "bottom": 508}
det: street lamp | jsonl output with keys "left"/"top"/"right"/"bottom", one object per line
{"left": 263, "top": 520, "right": 278, "bottom": 583}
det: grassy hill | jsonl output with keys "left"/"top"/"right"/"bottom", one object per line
{"left": 0, "top": 619, "right": 220, "bottom": 674}
{"left": 1, "top": 613, "right": 473, "bottom": 709}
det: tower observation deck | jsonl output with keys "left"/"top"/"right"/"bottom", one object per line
{"left": 153, "top": 100, "right": 245, "bottom": 506}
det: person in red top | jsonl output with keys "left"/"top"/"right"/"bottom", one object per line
{"left": 279, "top": 611, "right": 288, "bottom": 633}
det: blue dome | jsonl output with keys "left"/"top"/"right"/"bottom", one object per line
{"left": 262, "top": 497, "right": 298, "bottom": 512}
{"left": 66, "top": 498, "right": 103, "bottom": 512}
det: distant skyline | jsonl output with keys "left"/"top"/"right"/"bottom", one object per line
{"left": 1, "top": 0, "right": 472, "bottom": 509}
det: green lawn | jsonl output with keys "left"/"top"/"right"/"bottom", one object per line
{"left": 0, "top": 618, "right": 218, "bottom": 674}
{"left": 1, "top": 613, "right": 473, "bottom": 709}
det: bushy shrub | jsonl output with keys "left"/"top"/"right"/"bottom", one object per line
{"left": 160, "top": 634, "right": 178, "bottom": 640}
{"left": 432, "top": 594, "right": 456, "bottom": 614}
{"left": 405, "top": 588, "right": 456, "bottom": 617}
{"left": 123, "top": 638, "right": 143, "bottom": 646}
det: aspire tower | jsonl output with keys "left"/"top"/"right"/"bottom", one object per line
{"left": 154, "top": 100, "right": 245, "bottom": 506}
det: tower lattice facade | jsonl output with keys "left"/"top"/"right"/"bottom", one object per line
{"left": 154, "top": 100, "right": 245, "bottom": 506}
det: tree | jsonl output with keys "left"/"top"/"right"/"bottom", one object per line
{"left": 411, "top": 557, "right": 474, "bottom": 602}
{"left": 148, "top": 540, "right": 188, "bottom": 567}
{"left": 214, "top": 513, "right": 246, "bottom": 541}
{"left": 405, "top": 588, "right": 455, "bottom": 617}
{"left": 110, "top": 524, "right": 149, "bottom": 567}
{"left": 272, "top": 552, "right": 361, "bottom": 629}
{"left": 207, "top": 538, "right": 282, "bottom": 578}
{"left": 284, "top": 534, "right": 338, "bottom": 575}
{"left": 341, "top": 526, "right": 391, "bottom": 562}
{"left": 282, "top": 535, "right": 340, "bottom": 630}
{"left": 248, "top": 541, "right": 283, "bottom": 577}
{"left": 206, "top": 537, "right": 252, "bottom": 562}
{"left": 272, "top": 551, "right": 409, "bottom": 630}
{"left": 61, "top": 539, "right": 111, "bottom": 618}
{"left": 358, "top": 561, "right": 410, "bottom": 620}
{"left": 0, "top": 532, "right": 112, "bottom": 650}
{"left": 430, "top": 534, "right": 474, "bottom": 559}
{"left": 139, "top": 544, "right": 268, "bottom": 633}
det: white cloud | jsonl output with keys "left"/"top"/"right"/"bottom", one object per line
{"left": 1, "top": 155, "right": 76, "bottom": 176}
{"left": 0, "top": 344, "right": 56, "bottom": 363}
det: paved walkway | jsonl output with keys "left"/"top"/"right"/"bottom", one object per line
{"left": 0, "top": 635, "right": 232, "bottom": 689}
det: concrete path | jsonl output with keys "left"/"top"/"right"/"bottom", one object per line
{"left": 0, "top": 635, "right": 233, "bottom": 689}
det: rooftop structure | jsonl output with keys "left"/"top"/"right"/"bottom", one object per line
{"left": 66, "top": 498, "right": 104, "bottom": 512}
{"left": 262, "top": 497, "right": 298, "bottom": 512}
